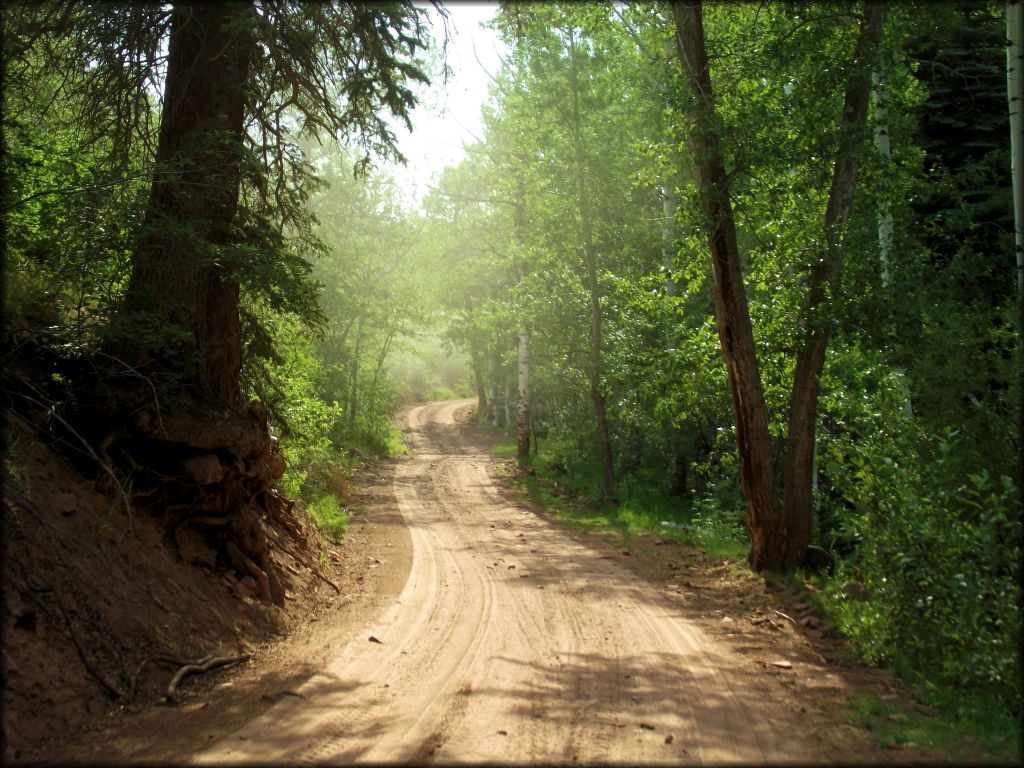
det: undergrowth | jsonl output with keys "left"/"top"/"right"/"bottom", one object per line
{"left": 497, "top": 440, "right": 748, "bottom": 560}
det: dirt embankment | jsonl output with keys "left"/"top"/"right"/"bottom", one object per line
{"left": 8, "top": 399, "right": 962, "bottom": 763}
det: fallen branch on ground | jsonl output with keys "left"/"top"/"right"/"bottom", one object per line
{"left": 165, "top": 652, "right": 253, "bottom": 703}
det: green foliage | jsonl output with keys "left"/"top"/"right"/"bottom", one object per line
{"left": 306, "top": 494, "right": 348, "bottom": 542}
{"left": 827, "top": 433, "right": 1020, "bottom": 708}
{"left": 845, "top": 690, "right": 1019, "bottom": 759}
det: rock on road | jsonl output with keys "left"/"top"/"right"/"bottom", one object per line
{"left": 194, "top": 399, "right": 811, "bottom": 764}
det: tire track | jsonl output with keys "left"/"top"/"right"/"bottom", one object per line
{"left": 195, "top": 399, "right": 788, "bottom": 764}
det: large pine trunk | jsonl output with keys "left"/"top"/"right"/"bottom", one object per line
{"left": 121, "top": 1, "right": 252, "bottom": 409}
{"left": 782, "top": 2, "right": 884, "bottom": 569}
{"left": 97, "top": 2, "right": 296, "bottom": 608}
{"left": 672, "top": 1, "right": 785, "bottom": 571}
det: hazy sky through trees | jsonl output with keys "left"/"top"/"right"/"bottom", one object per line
{"left": 384, "top": 2, "right": 505, "bottom": 207}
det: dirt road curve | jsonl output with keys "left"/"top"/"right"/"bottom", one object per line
{"left": 195, "top": 400, "right": 812, "bottom": 764}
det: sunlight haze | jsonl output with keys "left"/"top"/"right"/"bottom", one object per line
{"left": 385, "top": 3, "right": 506, "bottom": 206}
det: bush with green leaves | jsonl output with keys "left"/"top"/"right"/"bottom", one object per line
{"left": 826, "top": 425, "right": 1020, "bottom": 714}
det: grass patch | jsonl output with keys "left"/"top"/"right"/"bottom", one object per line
{"left": 844, "top": 689, "right": 1019, "bottom": 759}
{"left": 307, "top": 494, "right": 348, "bottom": 541}
{"left": 492, "top": 442, "right": 518, "bottom": 458}
{"left": 381, "top": 424, "right": 409, "bottom": 455}
{"left": 500, "top": 448, "right": 749, "bottom": 561}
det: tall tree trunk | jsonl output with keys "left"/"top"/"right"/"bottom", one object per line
{"left": 782, "top": 2, "right": 885, "bottom": 569}
{"left": 348, "top": 315, "right": 366, "bottom": 434}
{"left": 512, "top": 163, "right": 532, "bottom": 462}
{"left": 873, "top": 54, "right": 914, "bottom": 420}
{"left": 504, "top": 370, "right": 513, "bottom": 428}
{"left": 672, "top": 1, "right": 784, "bottom": 571}
{"left": 568, "top": 30, "right": 615, "bottom": 500}
{"left": 516, "top": 326, "right": 532, "bottom": 462}
{"left": 470, "top": 340, "right": 488, "bottom": 416}
{"left": 487, "top": 343, "right": 499, "bottom": 426}
{"left": 1008, "top": 0, "right": 1024, "bottom": 499}
{"left": 872, "top": 64, "right": 894, "bottom": 286}
{"left": 120, "top": 1, "right": 252, "bottom": 409}
{"left": 369, "top": 328, "right": 396, "bottom": 416}
{"left": 661, "top": 35, "right": 679, "bottom": 301}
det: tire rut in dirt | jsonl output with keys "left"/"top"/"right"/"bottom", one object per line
{"left": 194, "top": 399, "right": 777, "bottom": 764}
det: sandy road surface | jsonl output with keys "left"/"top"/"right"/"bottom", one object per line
{"left": 195, "top": 400, "right": 817, "bottom": 764}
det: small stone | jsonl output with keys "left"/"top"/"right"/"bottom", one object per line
{"left": 770, "top": 660, "right": 793, "bottom": 669}
{"left": 640, "top": 722, "right": 655, "bottom": 730}
{"left": 664, "top": 734, "right": 675, "bottom": 744}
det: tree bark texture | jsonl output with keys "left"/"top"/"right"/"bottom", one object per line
{"left": 782, "top": 2, "right": 885, "bottom": 569}
{"left": 347, "top": 315, "right": 366, "bottom": 434}
{"left": 568, "top": 31, "right": 615, "bottom": 500}
{"left": 470, "top": 342, "right": 488, "bottom": 416}
{"left": 672, "top": 1, "right": 784, "bottom": 571}
{"left": 121, "top": 1, "right": 253, "bottom": 408}
{"left": 516, "top": 326, "right": 532, "bottom": 462}
{"left": 487, "top": 345, "right": 499, "bottom": 426}
{"left": 1007, "top": 0, "right": 1024, "bottom": 499}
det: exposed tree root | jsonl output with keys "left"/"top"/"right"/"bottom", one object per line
{"left": 165, "top": 652, "right": 253, "bottom": 703}
{"left": 3, "top": 328, "right": 333, "bottom": 619}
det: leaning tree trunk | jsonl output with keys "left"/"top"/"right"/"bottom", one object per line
{"left": 568, "top": 30, "right": 615, "bottom": 501}
{"left": 782, "top": 2, "right": 885, "bottom": 570}
{"left": 348, "top": 315, "right": 366, "bottom": 434}
{"left": 672, "top": 1, "right": 784, "bottom": 571}
{"left": 120, "top": 1, "right": 252, "bottom": 409}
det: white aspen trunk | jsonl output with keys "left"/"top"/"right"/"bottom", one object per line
{"left": 487, "top": 345, "right": 499, "bottom": 426}
{"left": 504, "top": 370, "right": 513, "bottom": 428}
{"left": 516, "top": 326, "right": 531, "bottom": 462}
{"left": 1010, "top": 1, "right": 1024, "bottom": 295}
{"left": 1008, "top": 0, "right": 1024, "bottom": 494}
{"left": 871, "top": 66, "right": 894, "bottom": 284}
{"left": 873, "top": 57, "right": 914, "bottom": 419}
{"left": 662, "top": 37, "right": 678, "bottom": 300}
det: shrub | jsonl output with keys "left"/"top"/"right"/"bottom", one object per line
{"left": 306, "top": 494, "right": 348, "bottom": 541}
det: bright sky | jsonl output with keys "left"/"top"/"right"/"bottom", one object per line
{"left": 383, "top": 2, "right": 506, "bottom": 207}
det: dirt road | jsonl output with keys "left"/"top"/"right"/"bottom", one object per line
{"left": 194, "top": 399, "right": 839, "bottom": 764}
